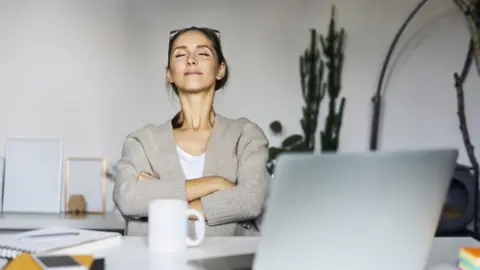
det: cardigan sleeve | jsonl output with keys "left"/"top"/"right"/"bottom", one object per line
{"left": 200, "top": 120, "right": 269, "bottom": 226}
{"left": 113, "top": 134, "right": 186, "bottom": 218}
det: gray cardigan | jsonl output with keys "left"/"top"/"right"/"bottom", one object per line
{"left": 113, "top": 114, "right": 270, "bottom": 236}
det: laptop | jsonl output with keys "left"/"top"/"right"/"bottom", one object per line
{"left": 253, "top": 148, "right": 458, "bottom": 270}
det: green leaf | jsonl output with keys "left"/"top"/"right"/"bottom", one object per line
{"left": 268, "top": 147, "right": 284, "bottom": 161}
{"left": 281, "top": 134, "right": 304, "bottom": 148}
{"left": 290, "top": 141, "right": 311, "bottom": 152}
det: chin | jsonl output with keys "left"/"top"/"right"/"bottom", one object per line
{"left": 179, "top": 89, "right": 204, "bottom": 94}
{"left": 178, "top": 83, "right": 213, "bottom": 94}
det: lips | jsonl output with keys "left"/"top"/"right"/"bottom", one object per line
{"left": 184, "top": 71, "right": 202, "bottom": 75}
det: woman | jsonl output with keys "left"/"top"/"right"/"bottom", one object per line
{"left": 113, "top": 26, "right": 270, "bottom": 237}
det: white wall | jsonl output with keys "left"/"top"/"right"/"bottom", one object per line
{"left": 0, "top": 0, "right": 478, "bottom": 167}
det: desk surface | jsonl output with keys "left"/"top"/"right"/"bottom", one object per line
{"left": 59, "top": 236, "right": 258, "bottom": 270}
{"left": 427, "top": 237, "right": 479, "bottom": 268}
{"left": 0, "top": 236, "right": 475, "bottom": 269}
{"left": 53, "top": 236, "right": 480, "bottom": 270}
{"left": 96, "top": 236, "right": 258, "bottom": 260}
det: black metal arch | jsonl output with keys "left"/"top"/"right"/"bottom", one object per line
{"left": 368, "top": 0, "right": 480, "bottom": 238}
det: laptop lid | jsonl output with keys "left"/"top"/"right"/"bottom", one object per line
{"left": 253, "top": 148, "right": 458, "bottom": 270}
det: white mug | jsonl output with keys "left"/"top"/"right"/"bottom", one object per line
{"left": 148, "top": 199, "right": 205, "bottom": 253}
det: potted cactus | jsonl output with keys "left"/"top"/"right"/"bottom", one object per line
{"left": 319, "top": 6, "right": 346, "bottom": 152}
{"left": 267, "top": 5, "right": 347, "bottom": 174}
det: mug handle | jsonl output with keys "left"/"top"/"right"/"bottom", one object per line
{"left": 185, "top": 208, "right": 205, "bottom": 247}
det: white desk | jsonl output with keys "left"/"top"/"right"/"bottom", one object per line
{"left": 0, "top": 213, "right": 124, "bottom": 233}
{"left": 426, "top": 237, "right": 479, "bottom": 268}
{"left": 59, "top": 236, "right": 480, "bottom": 270}
{"left": 0, "top": 236, "right": 476, "bottom": 270}
{"left": 64, "top": 236, "right": 257, "bottom": 270}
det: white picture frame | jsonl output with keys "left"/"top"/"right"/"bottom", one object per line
{"left": 0, "top": 157, "right": 5, "bottom": 212}
{"left": 63, "top": 157, "right": 107, "bottom": 214}
{"left": 2, "top": 138, "right": 63, "bottom": 213}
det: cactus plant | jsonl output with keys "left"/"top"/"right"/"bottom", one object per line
{"left": 300, "top": 29, "right": 327, "bottom": 151}
{"left": 267, "top": 5, "right": 346, "bottom": 174}
{"left": 319, "top": 5, "right": 346, "bottom": 152}
{"left": 266, "top": 28, "right": 326, "bottom": 174}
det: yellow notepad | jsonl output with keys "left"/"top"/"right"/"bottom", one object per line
{"left": 5, "top": 253, "right": 94, "bottom": 270}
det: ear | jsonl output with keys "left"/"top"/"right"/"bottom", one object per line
{"left": 216, "top": 62, "right": 226, "bottom": 80}
{"left": 166, "top": 66, "right": 173, "bottom": 83}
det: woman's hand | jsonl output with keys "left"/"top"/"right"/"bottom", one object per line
{"left": 137, "top": 172, "right": 156, "bottom": 180}
{"left": 135, "top": 172, "right": 236, "bottom": 201}
{"left": 185, "top": 176, "right": 236, "bottom": 202}
{"left": 188, "top": 199, "right": 205, "bottom": 220}
{"left": 213, "top": 176, "right": 236, "bottom": 190}
{"left": 186, "top": 177, "right": 236, "bottom": 220}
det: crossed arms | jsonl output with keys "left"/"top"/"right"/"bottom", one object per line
{"left": 137, "top": 172, "right": 235, "bottom": 220}
{"left": 112, "top": 122, "right": 269, "bottom": 226}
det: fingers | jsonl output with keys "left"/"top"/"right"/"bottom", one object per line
{"left": 137, "top": 172, "right": 155, "bottom": 180}
{"left": 217, "top": 177, "right": 236, "bottom": 189}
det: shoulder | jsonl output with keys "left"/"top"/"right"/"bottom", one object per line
{"left": 125, "top": 120, "right": 171, "bottom": 143}
{"left": 217, "top": 115, "right": 268, "bottom": 144}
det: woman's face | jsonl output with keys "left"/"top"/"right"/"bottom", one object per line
{"left": 166, "top": 30, "right": 225, "bottom": 94}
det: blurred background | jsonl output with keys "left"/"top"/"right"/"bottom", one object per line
{"left": 0, "top": 0, "right": 477, "bottom": 164}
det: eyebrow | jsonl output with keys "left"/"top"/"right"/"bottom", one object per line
{"left": 172, "top": 44, "right": 213, "bottom": 52}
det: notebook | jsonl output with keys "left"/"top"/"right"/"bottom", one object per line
{"left": 0, "top": 226, "right": 121, "bottom": 260}
{"left": 4, "top": 254, "right": 96, "bottom": 270}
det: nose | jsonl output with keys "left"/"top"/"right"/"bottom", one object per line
{"left": 187, "top": 55, "right": 197, "bottom": 66}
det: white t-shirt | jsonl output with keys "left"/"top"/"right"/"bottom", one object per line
{"left": 176, "top": 146, "right": 205, "bottom": 232}
{"left": 176, "top": 146, "right": 205, "bottom": 180}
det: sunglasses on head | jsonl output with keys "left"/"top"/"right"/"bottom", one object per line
{"left": 169, "top": 27, "right": 221, "bottom": 40}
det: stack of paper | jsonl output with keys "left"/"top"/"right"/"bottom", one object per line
{"left": 0, "top": 226, "right": 121, "bottom": 260}
{"left": 459, "top": 247, "right": 480, "bottom": 270}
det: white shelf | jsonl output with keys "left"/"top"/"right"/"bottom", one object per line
{"left": 0, "top": 212, "right": 125, "bottom": 232}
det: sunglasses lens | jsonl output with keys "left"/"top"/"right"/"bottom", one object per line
{"left": 169, "top": 27, "right": 220, "bottom": 39}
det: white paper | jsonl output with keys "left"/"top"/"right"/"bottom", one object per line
{"left": 3, "top": 138, "right": 63, "bottom": 213}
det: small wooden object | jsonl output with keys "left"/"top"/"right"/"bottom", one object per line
{"left": 68, "top": 194, "right": 87, "bottom": 216}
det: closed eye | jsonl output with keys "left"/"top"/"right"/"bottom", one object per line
{"left": 199, "top": 53, "right": 210, "bottom": 56}
{"left": 174, "top": 54, "right": 186, "bottom": 58}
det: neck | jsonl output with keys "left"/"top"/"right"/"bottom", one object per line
{"left": 178, "top": 90, "right": 215, "bottom": 130}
